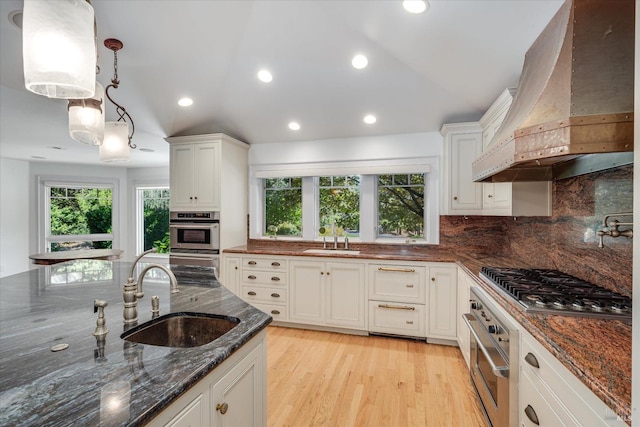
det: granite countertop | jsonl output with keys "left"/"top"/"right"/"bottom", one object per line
{"left": 225, "top": 245, "right": 632, "bottom": 421}
{"left": 0, "top": 260, "right": 272, "bottom": 426}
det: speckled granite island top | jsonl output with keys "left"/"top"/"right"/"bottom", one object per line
{"left": 0, "top": 260, "right": 272, "bottom": 426}
{"left": 225, "top": 245, "right": 632, "bottom": 421}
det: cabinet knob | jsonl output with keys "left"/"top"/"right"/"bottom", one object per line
{"left": 487, "top": 194, "right": 493, "bottom": 198}
{"left": 321, "top": 272, "right": 324, "bottom": 275}
{"left": 247, "top": 275, "right": 256, "bottom": 280}
{"left": 234, "top": 266, "right": 238, "bottom": 270}
{"left": 271, "top": 262, "right": 281, "bottom": 267}
{"left": 216, "top": 402, "right": 229, "bottom": 415}
{"left": 194, "top": 196, "right": 198, "bottom": 200}
{"left": 189, "top": 196, "right": 193, "bottom": 200}
{"left": 247, "top": 291, "right": 257, "bottom": 296}
{"left": 524, "top": 405, "right": 539, "bottom": 425}
{"left": 453, "top": 196, "right": 458, "bottom": 200}
{"left": 431, "top": 277, "right": 436, "bottom": 281}
{"left": 524, "top": 352, "right": 540, "bottom": 369}
{"left": 271, "top": 293, "right": 280, "bottom": 298}
{"left": 326, "top": 272, "right": 330, "bottom": 276}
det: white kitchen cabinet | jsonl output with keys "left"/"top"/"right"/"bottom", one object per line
{"left": 441, "top": 122, "right": 484, "bottom": 215}
{"left": 289, "top": 259, "right": 366, "bottom": 330}
{"left": 427, "top": 265, "right": 457, "bottom": 340}
{"left": 519, "top": 330, "right": 628, "bottom": 427}
{"left": 241, "top": 256, "right": 288, "bottom": 322}
{"left": 221, "top": 255, "right": 241, "bottom": 295}
{"left": 368, "top": 262, "right": 427, "bottom": 338}
{"left": 211, "top": 339, "right": 265, "bottom": 427}
{"left": 146, "top": 330, "right": 266, "bottom": 427}
{"left": 167, "top": 133, "right": 249, "bottom": 256}
{"left": 456, "top": 268, "right": 473, "bottom": 368}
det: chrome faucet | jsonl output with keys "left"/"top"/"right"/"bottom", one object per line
{"left": 123, "top": 248, "right": 178, "bottom": 324}
{"left": 596, "top": 212, "right": 633, "bottom": 248}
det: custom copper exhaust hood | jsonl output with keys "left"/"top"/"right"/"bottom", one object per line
{"left": 472, "top": 0, "right": 635, "bottom": 183}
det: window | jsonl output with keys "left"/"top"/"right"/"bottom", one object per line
{"left": 378, "top": 174, "right": 425, "bottom": 239}
{"left": 136, "top": 187, "right": 170, "bottom": 253}
{"left": 45, "top": 183, "right": 114, "bottom": 251}
{"left": 264, "top": 177, "right": 303, "bottom": 236}
{"left": 319, "top": 175, "right": 360, "bottom": 237}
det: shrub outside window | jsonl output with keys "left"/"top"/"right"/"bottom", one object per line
{"left": 318, "top": 175, "right": 360, "bottom": 237}
{"left": 264, "top": 177, "right": 302, "bottom": 236}
{"left": 378, "top": 174, "right": 425, "bottom": 240}
{"left": 139, "top": 187, "right": 170, "bottom": 253}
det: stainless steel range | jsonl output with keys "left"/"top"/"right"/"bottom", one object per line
{"left": 479, "top": 267, "right": 632, "bottom": 321}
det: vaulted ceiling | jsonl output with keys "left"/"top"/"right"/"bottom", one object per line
{"left": 0, "top": 0, "right": 563, "bottom": 167}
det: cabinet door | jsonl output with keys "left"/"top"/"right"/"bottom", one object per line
{"left": 165, "top": 395, "right": 204, "bottom": 427}
{"left": 211, "top": 343, "right": 264, "bottom": 427}
{"left": 325, "top": 262, "right": 366, "bottom": 329}
{"left": 427, "top": 266, "right": 457, "bottom": 339}
{"left": 289, "top": 260, "right": 324, "bottom": 325}
{"left": 484, "top": 182, "right": 512, "bottom": 210}
{"left": 456, "top": 269, "right": 472, "bottom": 368}
{"left": 450, "top": 132, "right": 483, "bottom": 212}
{"left": 193, "top": 142, "right": 220, "bottom": 210}
{"left": 221, "top": 256, "right": 241, "bottom": 295}
{"left": 170, "top": 144, "right": 196, "bottom": 210}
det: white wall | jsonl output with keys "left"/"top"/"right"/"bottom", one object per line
{"left": 0, "top": 158, "right": 30, "bottom": 277}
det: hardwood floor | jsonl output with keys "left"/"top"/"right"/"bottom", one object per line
{"left": 266, "top": 326, "right": 485, "bottom": 427}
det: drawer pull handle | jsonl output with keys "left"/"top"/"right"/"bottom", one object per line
{"left": 271, "top": 309, "right": 280, "bottom": 315}
{"left": 271, "top": 276, "right": 281, "bottom": 281}
{"left": 524, "top": 352, "right": 540, "bottom": 369}
{"left": 247, "top": 275, "right": 257, "bottom": 280}
{"left": 271, "top": 293, "right": 280, "bottom": 298}
{"left": 216, "top": 402, "right": 229, "bottom": 415}
{"left": 524, "top": 405, "right": 539, "bottom": 425}
{"left": 378, "top": 267, "right": 415, "bottom": 273}
{"left": 406, "top": 320, "right": 414, "bottom": 325}
{"left": 247, "top": 291, "right": 257, "bottom": 296}
{"left": 378, "top": 304, "right": 415, "bottom": 311}
{"left": 248, "top": 261, "right": 257, "bottom": 265}
{"left": 406, "top": 284, "right": 414, "bottom": 288}
{"left": 271, "top": 262, "right": 281, "bottom": 267}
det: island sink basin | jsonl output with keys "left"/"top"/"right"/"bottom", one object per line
{"left": 304, "top": 249, "right": 360, "bottom": 255}
{"left": 121, "top": 313, "right": 240, "bottom": 348}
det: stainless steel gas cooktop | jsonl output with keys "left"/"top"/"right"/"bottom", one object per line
{"left": 479, "top": 267, "right": 632, "bottom": 320}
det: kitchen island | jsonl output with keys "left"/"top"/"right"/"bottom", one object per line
{"left": 0, "top": 259, "right": 272, "bottom": 426}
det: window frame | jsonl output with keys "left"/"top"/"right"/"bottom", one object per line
{"left": 135, "top": 184, "right": 170, "bottom": 254}
{"left": 38, "top": 176, "right": 120, "bottom": 252}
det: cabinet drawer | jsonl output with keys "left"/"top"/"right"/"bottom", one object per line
{"left": 520, "top": 369, "right": 578, "bottom": 427}
{"left": 243, "top": 258, "right": 286, "bottom": 270}
{"left": 251, "top": 303, "right": 288, "bottom": 322}
{"left": 241, "top": 270, "right": 287, "bottom": 286}
{"left": 241, "top": 286, "right": 287, "bottom": 303}
{"left": 368, "top": 301, "right": 426, "bottom": 337}
{"left": 369, "top": 264, "right": 426, "bottom": 304}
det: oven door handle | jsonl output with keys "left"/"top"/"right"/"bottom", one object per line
{"left": 169, "top": 224, "right": 216, "bottom": 229}
{"left": 462, "top": 313, "right": 510, "bottom": 378}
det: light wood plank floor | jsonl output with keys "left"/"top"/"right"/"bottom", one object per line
{"left": 266, "top": 326, "right": 485, "bottom": 427}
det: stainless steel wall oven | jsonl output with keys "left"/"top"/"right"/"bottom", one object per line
{"left": 463, "top": 287, "right": 519, "bottom": 427}
{"left": 169, "top": 211, "right": 220, "bottom": 272}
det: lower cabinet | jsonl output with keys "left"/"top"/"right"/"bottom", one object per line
{"left": 289, "top": 259, "right": 366, "bottom": 330}
{"left": 146, "top": 330, "right": 266, "bottom": 427}
{"left": 456, "top": 268, "right": 473, "bottom": 368}
{"left": 427, "top": 266, "right": 457, "bottom": 340}
{"left": 221, "top": 255, "right": 241, "bottom": 295}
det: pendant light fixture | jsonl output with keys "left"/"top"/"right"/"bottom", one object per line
{"left": 68, "top": 82, "right": 104, "bottom": 145}
{"left": 99, "top": 38, "right": 136, "bottom": 163}
{"left": 22, "top": 0, "right": 97, "bottom": 99}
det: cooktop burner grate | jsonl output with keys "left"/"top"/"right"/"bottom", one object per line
{"left": 479, "top": 267, "right": 631, "bottom": 320}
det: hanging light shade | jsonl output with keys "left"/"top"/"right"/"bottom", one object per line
{"left": 22, "top": 0, "right": 96, "bottom": 99}
{"left": 68, "top": 82, "right": 104, "bottom": 145}
{"left": 100, "top": 122, "right": 130, "bottom": 162}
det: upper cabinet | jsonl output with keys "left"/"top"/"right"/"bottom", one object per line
{"left": 441, "top": 90, "right": 551, "bottom": 217}
{"left": 167, "top": 133, "right": 250, "bottom": 250}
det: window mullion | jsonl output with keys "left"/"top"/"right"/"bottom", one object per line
{"left": 360, "top": 175, "right": 376, "bottom": 242}
{"left": 301, "top": 176, "right": 316, "bottom": 240}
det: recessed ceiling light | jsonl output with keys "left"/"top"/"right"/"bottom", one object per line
{"left": 8, "top": 10, "right": 23, "bottom": 30}
{"left": 403, "top": 0, "right": 429, "bottom": 14}
{"left": 178, "top": 97, "right": 193, "bottom": 107}
{"left": 257, "top": 69, "right": 273, "bottom": 83}
{"left": 364, "top": 115, "right": 377, "bottom": 124}
{"left": 352, "top": 54, "right": 368, "bottom": 70}
{"left": 288, "top": 122, "right": 301, "bottom": 131}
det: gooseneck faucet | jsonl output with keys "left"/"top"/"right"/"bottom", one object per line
{"left": 596, "top": 212, "right": 633, "bottom": 248}
{"left": 123, "top": 248, "right": 178, "bottom": 324}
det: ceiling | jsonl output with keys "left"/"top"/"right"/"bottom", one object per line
{"left": 0, "top": 0, "right": 563, "bottom": 168}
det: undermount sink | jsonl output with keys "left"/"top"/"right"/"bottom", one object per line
{"left": 303, "top": 249, "right": 360, "bottom": 255}
{"left": 121, "top": 312, "right": 239, "bottom": 348}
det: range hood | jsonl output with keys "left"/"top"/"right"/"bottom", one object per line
{"left": 472, "top": 0, "right": 635, "bottom": 183}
